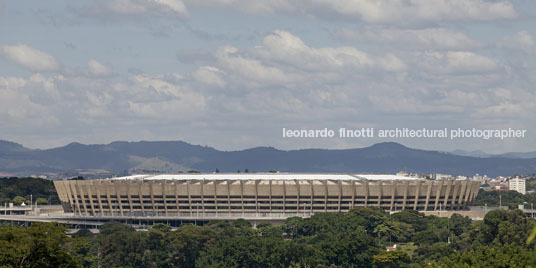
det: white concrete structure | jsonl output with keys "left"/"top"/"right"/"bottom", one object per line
{"left": 54, "top": 173, "right": 482, "bottom": 218}
{"left": 509, "top": 177, "right": 526, "bottom": 195}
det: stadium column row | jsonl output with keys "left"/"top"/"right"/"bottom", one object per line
{"left": 53, "top": 179, "right": 481, "bottom": 216}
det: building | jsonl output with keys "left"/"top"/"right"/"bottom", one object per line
{"left": 433, "top": 173, "right": 452, "bottom": 180}
{"left": 53, "top": 173, "right": 482, "bottom": 218}
{"left": 509, "top": 177, "right": 526, "bottom": 195}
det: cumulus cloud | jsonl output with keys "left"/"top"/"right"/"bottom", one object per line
{"left": 185, "top": 0, "right": 516, "bottom": 24}
{"left": 114, "top": 73, "right": 207, "bottom": 118}
{"left": 219, "top": 30, "right": 406, "bottom": 81}
{"left": 1, "top": 29, "right": 534, "bottom": 152}
{"left": 411, "top": 51, "right": 501, "bottom": 75}
{"left": 335, "top": 27, "right": 485, "bottom": 50}
{"left": 498, "top": 30, "right": 536, "bottom": 55}
{"left": 0, "top": 44, "right": 61, "bottom": 72}
{"left": 87, "top": 59, "right": 114, "bottom": 77}
{"left": 192, "top": 66, "right": 226, "bottom": 87}
{"left": 84, "top": 0, "right": 189, "bottom": 20}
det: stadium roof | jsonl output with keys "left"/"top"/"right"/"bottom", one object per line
{"left": 109, "top": 173, "right": 427, "bottom": 181}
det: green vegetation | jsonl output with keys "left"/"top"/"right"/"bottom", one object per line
{"left": 0, "top": 222, "right": 82, "bottom": 267}
{"left": 1, "top": 208, "right": 534, "bottom": 267}
{"left": 473, "top": 189, "right": 536, "bottom": 209}
{"left": 0, "top": 177, "right": 60, "bottom": 205}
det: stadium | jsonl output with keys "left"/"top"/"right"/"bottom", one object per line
{"left": 53, "top": 173, "right": 482, "bottom": 218}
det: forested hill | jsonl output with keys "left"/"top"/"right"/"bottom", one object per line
{"left": 1, "top": 140, "right": 535, "bottom": 177}
{"left": 0, "top": 177, "right": 60, "bottom": 205}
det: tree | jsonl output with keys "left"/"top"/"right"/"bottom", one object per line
{"left": 166, "top": 224, "right": 216, "bottom": 268}
{"left": 373, "top": 251, "right": 411, "bottom": 268}
{"left": 0, "top": 223, "right": 81, "bottom": 267}
{"left": 474, "top": 209, "right": 533, "bottom": 246}
{"left": 12, "top": 195, "right": 27, "bottom": 205}
{"left": 420, "top": 244, "right": 536, "bottom": 267}
{"left": 35, "top": 197, "right": 48, "bottom": 205}
{"left": 196, "top": 236, "right": 322, "bottom": 268}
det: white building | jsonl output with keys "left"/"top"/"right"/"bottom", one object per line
{"left": 509, "top": 177, "right": 526, "bottom": 195}
{"left": 433, "top": 174, "right": 451, "bottom": 180}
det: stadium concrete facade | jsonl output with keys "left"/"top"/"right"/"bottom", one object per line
{"left": 53, "top": 174, "right": 482, "bottom": 217}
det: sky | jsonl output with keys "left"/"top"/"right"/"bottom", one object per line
{"left": 0, "top": 0, "right": 535, "bottom": 153}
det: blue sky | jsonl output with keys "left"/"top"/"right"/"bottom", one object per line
{"left": 0, "top": 0, "right": 535, "bottom": 153}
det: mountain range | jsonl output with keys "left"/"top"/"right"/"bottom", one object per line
{"left": 0, "top": 140, "right": 535, "bottom": 178}
{"left": 450, "top": 149, "right": 536, "bottom": 159}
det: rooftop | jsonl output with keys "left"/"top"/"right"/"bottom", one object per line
{"left": 108, "top": 173, "right": 426, "bottom": 181}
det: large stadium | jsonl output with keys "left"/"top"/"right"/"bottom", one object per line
{"left": 53, "top": 173, "right": 482, "bottom": 217}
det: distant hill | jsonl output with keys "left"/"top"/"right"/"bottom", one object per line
{"left": 0, "top": 140, "right": 535, "bottom": 178}
{"left": 450, "top": 149, "right": 536, "bottom": 159}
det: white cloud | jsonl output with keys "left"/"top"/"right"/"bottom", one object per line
{"left": 242, "top": 30, "right": 406, "bottom": 74}
{"left": 498, "top": 30, "right": 536, "bottom": 55}
{"left": 88, "top": 0, "right": 189, "bottom": 20}
{"left": 116, "top": 73, "right": 207, "bottom": 118}
{"left": 183, "top": 0, "right": 293, "bottom": 14}
{"left": 1, "top": 27, "right": 534, "bottom": 153}
{"left": 413, "top": 51, "right": 501, "bottom": 74}
{"left": 192, "top": 66, "right": 226, "bottom": 87}
{"left": 0, "top": 44, "right": 61, "bottom": 72}
{"left": 314, "top": 0, "right": 516, "bottom": 23}
{"left": 185, "top": 0, "right": 516, "bottom": 24}
{"left": 87, "top": 59, "right": 114, "bottom": 77}
{"left": 335, "top": 27, "right": 485, "bottom": 50}
{"left": 215, "top": 45, "right": 300, "bottom": 88}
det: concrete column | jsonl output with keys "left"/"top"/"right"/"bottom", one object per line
{"left": 79, "top": 182, "right": 90, "bottom": 215}
{"left": 138, "top": 181, "right": 144, "bottom": 214}
{"left": 338, "top": 180, "right": 342, "bottom": 212}
{"left": 402, "top": 181, "right": 409, "bottom": 210}
{"left": 462, "top": 181, "right": 472, "bottom": 209}
{"left": 105, "top": 181, "right": 113, "bottom": 215}
{"left": 364, "top": 181, "right": 369, "bottom": 208}
{"left": 175, "top": 181, "right": 180, "bottom": 214}
{"left": 457, "top": 181, "right": 468, "bottom": 210}
{"left": 351, "top": 180, "right": 356, "bottom": 209}
{"left": 114, "top": 182, "right": 124, "bottom": 216}
{"left": 95, "top": 181, "right": 104, "bottom": 215}
{"left": 125, "top": 182, "right": 134, "bottom": 214}
{"left": 390, "top": 181, "right": 397, "bottom": 211}
{"left": 424, "top": 182, "right": 433, "bottom": 211}
{"left": 309, "top": 180, "right": 314, "bottom": 213}
{"left": 162, "top": 181, "right": 168, "bottom": 216}
{"left": 269, "top": 180, "right": 273, "bottom": 214}
{"left": 295, "top": 180, "right": 300, "bottom": 214}
{"left": 149, "top": 181, "right": 156, "bottom": 214}
{"left": 378, "top": 181, "right": 383, "bottom": 208}
{"left": 187, "top": 180, "right": 192, "bottom": 216}
{"left": 69, "top": 181, "right": 82, "bottom": 215}
{"left": 240, "top": 180, "right": 245, "bottom": 214}
{"left": 433, "top": 180, "right": 443, "bottom": 211}
{"left": 324, "top": 180, "right": 328, "bottom": 212}
{"left": 60, "top": 181, "right": 75, "bottom": 214}
{"left": 451, "top": 181, "right": 461, "bottom": 209}
{"left": 443, "top": 180, "right": 453, "bottom": 209}
{"left": 201, "top": 179, "right": 205, "bottom": 215}
{"left": 413, "top": 181, "right": 422, "bottom": 210}
{"left": 227, "top": 180, "right": 231, "bottom": 214}
{"left": 214, "top": 181, "right": 218, "bottom": 216}
{"left": 283, "top": 180, "right": 287, "bottom": 214}
{"left": 85, "top": 181, "right": 96, "bottom": 215}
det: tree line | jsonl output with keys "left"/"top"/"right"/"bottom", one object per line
{"left": 0, "top": 177, "right": 60, "bottom": 206}
{"left": 1, "top": 208, "right": 535, "bottom": 267}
